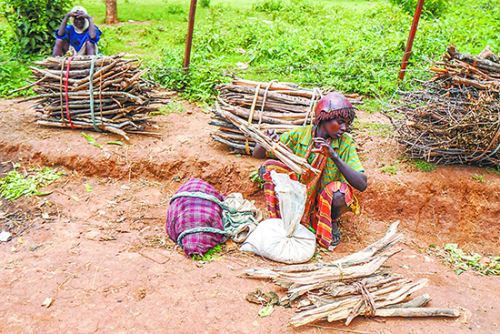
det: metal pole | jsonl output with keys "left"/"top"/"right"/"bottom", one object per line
{"left": 183, "top": 0, "right": 198, "bottom": 70}
{"left": 398, "top": 0, "right": 425, "bottom": 80}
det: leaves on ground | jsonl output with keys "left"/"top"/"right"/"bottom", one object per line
{"left": 246, "top": 288, "right": 280, "bottom": 317}
{"left": 106, "top": 140, "right": 124, "bottom": 146}
{"left": 85, "top": 183, "right": 93, "bottom": 193}
{"left": 249, "top": 170, "right": 264, "bottom": 188}
{"left": 429, "top": 243, "right": 499, "bottom": 276}
{"left": 192, "top": 244, "right": 223, "bottom": 262}
{"left": 258, "top": 304, "right": 274, "bottom": 317}
{"left": 81, "top": 132, "right": 103, "bottom": 149}
{"left": 0, "top": 166, "right": 63, "bottom": 200}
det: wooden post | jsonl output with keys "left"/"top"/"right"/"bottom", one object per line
{"left": 183, "top": 0, "right": 198, "bottom": 70}
{"left": 398, "top": 0, "right": 425, "bottom": 80}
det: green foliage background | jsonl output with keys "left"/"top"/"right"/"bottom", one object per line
{"left": 0, "top": 0, "right": 498, "bottom": 104}
{"left": 1, "top": 0, "right": 72, "bottom": 54}
{"left": 389, "top": 0, "right": 449, "bottom": 17}
{"left": 0, "top": 0, "right": 72, "bottom": 96}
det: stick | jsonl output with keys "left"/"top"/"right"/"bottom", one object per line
{"left": 385, "top": 294, "right": 431, "bottom": 308}
{"left": 374, "top": 307, "right": 460, "bottom": 318}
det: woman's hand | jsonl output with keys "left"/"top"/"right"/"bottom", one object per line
{"left": 253, "top": 130, "right": 279, "bottom": 159}
{"left": 266, "top": 129, "right": 280, "bottom": 142}
{"left": 312, "top": 138, "right": 337, "bottom": 159}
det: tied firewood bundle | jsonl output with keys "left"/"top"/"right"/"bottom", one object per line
{"left": 210, "top": 78, "right": 362, "bottom": 174}
{"left": 21, "top": 54, "right": 167, "bottom": 140}
{"left": 243, "top": 222, "right": 460, "bottom": 327}
{"left": 395, "top": 46, "right": 499, "bottom": 166}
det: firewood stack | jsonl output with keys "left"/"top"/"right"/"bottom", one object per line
{"left": 23, "top": 55, "right": 166, "bottom": 140}
{"left": 244, "top": 222, "right": 460, "bottom": 327}
{"left": 395, "top": 46, "right": 499, "bottom": 167}
{"left": 210, "top": 79, "right": 362, "bottom": 155}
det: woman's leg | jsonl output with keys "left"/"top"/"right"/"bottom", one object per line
{"left": 329, "top": 191, "right": 350, "bottom": 247}
{"left": 84, "top": 41, "right": 97, "bottom": 55}
{"left": 313, "top": 182, "right": 356, "bottom": 249}
{"left": 331, "top": 191, "right": 350, "bottom": 220}
{"left": 53, "top": 39, "right": 69, "bottom": 56}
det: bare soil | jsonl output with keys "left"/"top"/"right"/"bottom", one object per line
{"left": 0, "top": 98, "right": 499, "bottom": 334}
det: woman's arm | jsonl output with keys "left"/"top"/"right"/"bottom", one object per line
{"left": 331, "top": 155, "right": 367, "bottom": 191}
{"left": 313, "top": 138, "right": 368, "bottom": 192}
{"left": 252, "top": 130, "right": 280, "bottom": 159}
{"left": 252, "top": 143, "right": 267, "bottom": 159}
{"left": 57, "top": 12, "right": 72, "bottom": 37}
{"left": 84, "top": 15, "right": 97, "bottom": 40}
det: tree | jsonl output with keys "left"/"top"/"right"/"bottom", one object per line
{"left": 105, "top": 0, "right": 118, "bottom": 24}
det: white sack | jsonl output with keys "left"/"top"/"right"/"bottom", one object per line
{"left": 241, "top": 171, "right": 316, "bottom": 264}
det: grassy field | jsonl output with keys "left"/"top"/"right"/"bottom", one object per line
{"left": 1, "top": 0, "right": 498, "bottom": 106}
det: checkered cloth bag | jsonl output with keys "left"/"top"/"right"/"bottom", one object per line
{"left": 166, "top": 178, "right": 226, "bottom": 256}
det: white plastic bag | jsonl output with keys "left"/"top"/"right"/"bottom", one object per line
{"left": 241, "top": 171, "right": 316, "bottom": 264}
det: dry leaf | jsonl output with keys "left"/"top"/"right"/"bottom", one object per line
{"left": 258, "top": 304, "right": 274, "bottom": 317}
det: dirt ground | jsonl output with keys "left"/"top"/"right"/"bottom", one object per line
{"left": 0, "top": 98, "right": 499, "bottom": 333}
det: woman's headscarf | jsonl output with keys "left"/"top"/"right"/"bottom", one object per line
{"left": 314, "top": 92, "right": 356, "bottom": 127}
{"left": 69, "top": 6, "right": 90, "bottom": 33}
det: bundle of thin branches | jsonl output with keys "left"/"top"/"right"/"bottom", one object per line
{"left": 215, "top": 102, "right": 319, "bottom": 175}
{"left": 210, "top": 78, "right": 362, "bottom": 155}
{"left": 244, "top": 222, "right": 460, "bottom": 327}
{"left": 395, "top": 46, "right": 499, "bottom": 167}
{"left": 20, "top": 54, "right": 168, "bottom": 140}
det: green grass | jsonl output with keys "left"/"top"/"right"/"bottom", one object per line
{"left": 150, "top": 101, "right": 185, "bottom": 116}
{"left": 1, "top": 0, "right": 498, "bottom": 105}
{"left": 380, "top": 163, "right": 399, "bottom": 175}
{"left": 354, "top": 120, "right": 393, "bottom": 137}
{"left": 471, "top": 174, "right": 485, "bottom": 183}
{"left": 0, "top": 165, "right": 63, "bottom": 200}
{"left": 0, "top": 56, "right": 34, "bottom": 97}
{"left": 413, "top": 159, "right": 436, "bottom": 172}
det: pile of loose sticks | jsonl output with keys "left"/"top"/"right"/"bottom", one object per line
{"left": 21, "top": 55, "right": 166, "bottom": 140}
{"left": 244, "top": 222, "right": 460, "bottom": 327}
{"left": 395, "top": 46, "right": 499, "bottom": 166}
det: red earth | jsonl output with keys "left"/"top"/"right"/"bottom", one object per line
{"left": 0, "top": 98, "right": 499, "bottom": 333}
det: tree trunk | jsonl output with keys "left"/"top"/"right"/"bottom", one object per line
{"left": 105, "top": 0, "right": 118, "bottom": 24}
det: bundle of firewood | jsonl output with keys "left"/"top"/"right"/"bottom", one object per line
{"left": 210, "top": 79, "right": 362, "bottom": 155}
{"left": 244, "top": 222, "right": 460, "bottom": 327}
{"left": 22, "top": 55, "right": 166, "bottom": 140}
{"left": 395, "top": 46, "right": 499, "bottom": 166}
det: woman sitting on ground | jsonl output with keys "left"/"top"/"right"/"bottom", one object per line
{"left": 253, "top": 92, "right": 368, "bottom": 250}
{"left": 53, "top": 6, "right": 101, "bottom": 56}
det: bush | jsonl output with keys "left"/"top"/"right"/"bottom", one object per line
{"left": 254, "top": 0, "right": 284, "bottom": 13}
{"left": 389, "top": 0, "right": 449, "bottom": 17}
{"left": 200, "top": 0, "right": 211, "bottom": 9}
{"left": 0, "top": 56, "right": 32, "bottom": 97}
{"left": 1, "top": 0, "right": 73, "bottom": 55}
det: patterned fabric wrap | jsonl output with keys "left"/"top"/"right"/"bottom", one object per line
{"left": 259, "top": 160, "right": 360, "bottom": 248}
{"left": 166, "top": 178, "right": 226, "bottom": 256}
{"left": 259, "top": 160, "right": 298, "bottom": 219}
{"left": 314, "top": 92, "right": 355, "bottom": 126}
{"left": 314, "top": 181, "right": 359, "bottom": 248}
